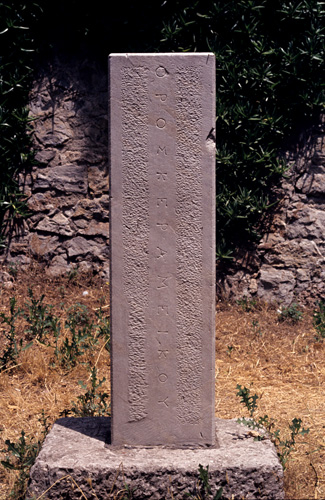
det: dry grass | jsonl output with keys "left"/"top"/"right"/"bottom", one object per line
{"left": 215, "top": 300, "right": 325, "bottom": 500}
{"left": 0, "top": 264, "right": 324, "bottom": 499}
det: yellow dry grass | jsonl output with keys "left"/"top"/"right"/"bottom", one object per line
{"left": 214, "top": 301, "right": 325, "bottom": 500}
{"left": 0, "top": 265, "right": 324, "bottom": 499}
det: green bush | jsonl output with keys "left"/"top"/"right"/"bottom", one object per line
{"left": 160, "top": 0, "right": 325, "bottom": 258}
{"left": 0, "top": 2, "right": 42, "bottom": 248}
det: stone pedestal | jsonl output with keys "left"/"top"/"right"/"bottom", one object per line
{"left": 28, "top": 417, "right": 284, "bottom": 499}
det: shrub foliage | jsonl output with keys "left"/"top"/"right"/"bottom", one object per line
{"left": 0, "top": 2, "right": 42, "bottom": 248}
{"left": 160, "top": 0, "right": 325, "bottom": 258}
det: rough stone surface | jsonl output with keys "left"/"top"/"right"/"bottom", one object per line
{"left": 0, "top": 54, "right": 110, "bottom": 280}
{"left": 28, "top": 417, "right": 284, "bottom": 500}
{"left": 218, "top": 121, "right": 325, "bottom": 305}
{"left": 109, "top": 53, "right": 216, "bottom": 446}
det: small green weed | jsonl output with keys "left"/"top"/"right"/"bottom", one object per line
{"left": 52, "top": 304, "right": 97, "bottom": 369}
{"left": 0, "top": 297, "right": 32, "bottom": 371}
{"left": 184, "top": 464, "right": 223, "bottom": 499}
{"left": 236, "top": 385, "right": 309, "bottom": 468}
{"left": 7, "top": 262, "right": 18, "bottom": 278}
{"left": 236, "top": 384, "right": 258, "bottom": 418}
{"left": 1, "top": 412, "right": 50, "bottom": 499}
{"left": 196, "top": 465, "right": 223, "bottom": 500}
{"left": 119, "top": 482, "right": 136, "bottom": 500}
{"left": 60, "top": 366, "right": 109, "bottom": 417}
{"left": 65, "top": 303, "right": 97, "bottom": 348}
{"left": 67, "top": 265, "right": 79, "bottom": 282}
{"left": 1, "top": 430, "right": 38, "bottom": 499}
{"left": 53, "top": 329, "right": 91, "bottom": 369}
{"left": 277, "top": 303, "right": 303, "bottom": 324}
{"left": 313, "top": 300, "right": 325, "bottom": 341}
{"left": 66, "top": 303, "right": 90, "bottom": 329}
{"left": 252, "top": 320, "right": 264, "bottom": 337}
{"left": 95, "top": 307, "right": 110, "bottom": 352}
{"left": 226, "top": 345, "right": 234, "bottom": 356}
{"left": 236, "top": 297, "right": 257, "bottom": 312}
{"left": 23, "top": 288, "right": 55, "bottom": 343}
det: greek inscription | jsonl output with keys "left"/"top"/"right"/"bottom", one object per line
{"left": 157, "top": 276, "right": 169, "bottom": 289}
{"left": 157, "top": 171, "right": 167, "bottom": 181}
{"left": 155, "top": 66, "right": 168, "bottom": 77}
{"left": 157, "top": 198, "right": 168, "bottom": 207}
{"left": 156, "top": 118, "right": 166, "bottom": 129}
{"left": 157, "top": 246, "right": 167, "bottom": 259}
{"left": 110, "top": 54, "right": 215, "bottom": 445}
{"left": 155, "top": 93, "right": 167, "bottom": 102}
{"left": 158, "top": 373, "right": 168, "bottom": 383}
{"left": 158, "top": 305, "right": 169, "bottom": 315}
{"left": 157, "top": 146, "right": 167, "bottom": 155}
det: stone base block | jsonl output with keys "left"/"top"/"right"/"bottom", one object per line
{"left": 28, "top": 417, "right": 284, "bottom": 499}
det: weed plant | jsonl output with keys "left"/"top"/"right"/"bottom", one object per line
{"left": 24, "top": 288, "right": 55, "bottom": 343}
{"left": 54, "top": 304, "right": 95, "bottom": 369}
{"left": 236, "top": 384, "right": 309, "bottom": 468}
{"left": 252, "top": 320, "right": 264, "bottom": 337}
{"left": 95, "top": 307, "right": 111, "bottom": 352}
{"left": 236, "top": 297, "right": 258, "bottom": 312}
{"left": 0, "top": 296, "right": 32, "bottom": 371}
{"left": 187, "top": 465, "right": 223, "bottom": 500}
{"left": 1, "top": 412, "right": 49, "bottom": 499}
{"left": 60, "top": 366, "right": 110, "bottom": 417}
{"left": 0, "top": 289, "right": 111, "bottom": 370}
{"left": 313, "top": 300, "right": 325, "bottom": 341}
{"left": 278, "top": 303, "right": 303, "bottom": 324}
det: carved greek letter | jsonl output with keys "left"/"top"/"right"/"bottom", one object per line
{"left": 155, "top": 66, "right": 168, "bottom": 77}
{"left": 157, "top": 146, "right": 167, "bottom": 155}
{"left": 157, "top": 171, "right": 167, "bottom": 181}
{"left": 158, "top": 373, "right": 168, "bottom": 383}
{"left": 155, "top": 93, "right": 167, "bottom": 101}
{"left": 156, "top": 118, "right": 166, "bottom": 129}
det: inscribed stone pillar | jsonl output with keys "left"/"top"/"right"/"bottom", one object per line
{"left": 109, "top": 53, "right": 216, "bottom": 446}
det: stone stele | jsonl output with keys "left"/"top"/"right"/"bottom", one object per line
{"left": 109, "top": 53, "right": 216, "bottom": 446}
{"left": 28, "top": 53, "right": 284, "bottom": 500}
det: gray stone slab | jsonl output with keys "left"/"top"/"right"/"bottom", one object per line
{"left": 28, "top": 417, "right": 284, "bottom": 500}
{"left": 109, "top": 53, "right": 216, "bottom": 446}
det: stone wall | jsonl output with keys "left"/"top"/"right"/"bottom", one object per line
{"left": 3, "top": 54, "right": 110, "bottom": 280}
{"left": 219, "top": 121, "right": 325, "bottom": 306}
{"left": 1, "top": 53, "right": 324, "bottom": 304}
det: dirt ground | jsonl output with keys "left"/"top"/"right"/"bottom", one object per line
{"left": 0, "top": 264, "right": 324, "bottom": 499}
